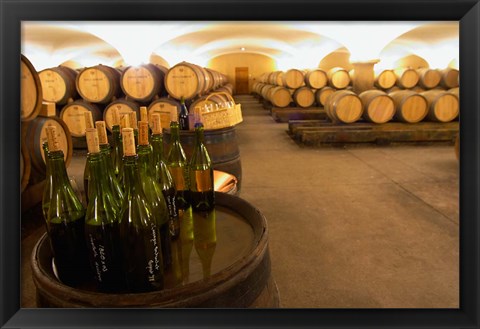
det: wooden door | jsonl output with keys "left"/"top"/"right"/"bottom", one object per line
{"left": 235, "top": 67, "right": 249, "bottom": 94}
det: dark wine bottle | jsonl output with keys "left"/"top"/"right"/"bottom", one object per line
{"left": 179, "top": 96, "right": 189, "bottom": 131}
{"left": 137, "top": 120, "right": 172, "bottom": 270}
{"left": 189, "top": 118, "right": 215, "bottom": 212}
{"left": 111, "top": 108, "right": 123, "bottom": 177}
{"left": 84, "top": 128, "right": 124, "bottom": 292}
{"left": 151, "top": 113, "right": 180, "bottom": 239}
{"left": 166, "top": 111, "right": 191, "bottom": 211}
{"left": 119, "top": 127, "right": 164, "bottom": 292}
{"left": 44, "top": 126, "right": 90, "bottom": 286}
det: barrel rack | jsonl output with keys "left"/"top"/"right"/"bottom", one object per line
{"left": 288, "top": 120, "right": 459, "bottom": 147}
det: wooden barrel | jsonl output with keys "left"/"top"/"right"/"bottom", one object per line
{"left": 59, "top": 100, "right": 104, "bottom": 138}
{"left": 21, "top": 54, "right": 43, "bottom": 122}
{"left": 394, "top": 68, "right": 419, "bottom": 89}
{"left": 120, "top": 63, "right": 166, "bottom": 103}
{"left": 38, "top": 66, "right": 79, "bottom": 105}
{"left": 216, "top": 83, "right": 233, "bottom": 95}
{"left": 315, "top": 86, "right": 336, "bottom": 107}
{"left": 282, "top": 69, "right": 305, "bottom": 89}
{"left": 164, "top": 126, "right": 242, "bottom": 191}
{"left": 324, "top": 90, "right": 363, "bottom": 124}
{"left": 147, "top": 97, "right": 182, "bottom": 130}
{"left": 448, "top": 87, "right": 459, "bottom": 100}
{"left": 420, "top": 89, "right": 459, "bottom": 122}
{"left": 203, "top": 68, "right": 216, "bottom": 92}
{"left": 388, "top": 90, "right": 428, "bottom": 123}
{"left": 374, "top": 69, "right": 397, "bottom": 90}
{"left": 416, "top": 68, "right": 441, "bottom": 89}
{"left": 268, "top": 71, "right": 284, "bottom": 86}
{"left": 164, "top": 62, "right": 208, "bottom": 100}
{"left": 439, "top": 68, "right": 459, "bottom": 89}
{"left": 31, "top": 192, "right": 278, "bottom": 308}
{"left": 293, "top": 87, "right": 315, "bottom": 108}
{"left": 22, "top": 116, "right": 73, "bottom": 181}
{"left": 304, "top": 69, "right": 327, "bottom": 89}
{"left": 76, "top": 65, "right": 123, "bottom": 104}
{"left": 267, "top": 86, "right": 292, "bottom": 108}
{"left": 103, "top": 98, "right": 140, "bottom": 132}
{"left": 327, "top": 67, "right": 350, "bottom": 89}
{"left": 358, "top": 90, "right": 395, "bottom": 124}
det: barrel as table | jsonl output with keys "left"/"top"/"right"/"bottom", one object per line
{"left": 31, "top": 192, "right": 279, "bottom": 308}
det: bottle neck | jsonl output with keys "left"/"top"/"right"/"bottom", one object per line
{"left": 194, "top": 124, "right": 205, "bottom": 145}
{"left": 87, "top": 152, "right": 110, "bottom": 196}
{"left": 150, "top": 133, "right": 163, "bottom": 162}
{"left": 122, "top": 155, "right": 140, "bottom": 196}
{"left": 170, "top": 121, "right": 180, "bottom": 141}
{"left": 48, "top": 151, "right": 70, "bottom": 184}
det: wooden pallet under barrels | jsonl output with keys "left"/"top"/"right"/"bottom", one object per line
{"left": 288, "top": 119, "right": 459, "bottom": 147}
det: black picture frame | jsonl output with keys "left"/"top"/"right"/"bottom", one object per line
{"left": 1, "top": 0, "right": 479, "bottom": 328}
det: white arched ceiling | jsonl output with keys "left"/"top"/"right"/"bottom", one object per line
{"left": 380, "top": 22, "right": 459, "bottom": 69}
{"left": 21, "top": 21, "right": 459, "bottom": 72}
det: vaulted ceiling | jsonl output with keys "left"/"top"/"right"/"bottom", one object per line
{"left": 21, "top": 21, "right": 459, "bottom": 71}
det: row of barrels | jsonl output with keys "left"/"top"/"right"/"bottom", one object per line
{"left": 253, "top": 80, "right": 459, "bottom": 110}
{"left": 324, "top": 88, "right": 459, "bottom": 125}
{"left": 22, "top": 55, "right": 228, "bottom": 123}
{"left": 58, "top": 83, "right": 234, "bottom": 139}
{"left": 258, "top": 67, "right": 459, "bottom": 92}
{"left": 254, "top": 82, "right": 459, "bottom": 125}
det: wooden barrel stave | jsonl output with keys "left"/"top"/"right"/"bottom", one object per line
{"left": 388, "top": 90, "right": 428, "bottom": 123}
{"left": 327, "top": 67, "right": 350, "bottom": 90}
{"left": 21, "top": 54, "right": 43, "bottom": 121}
{"left": 23, "top": 116, "right": 73, "bottom": 182}
{"left": 325, "top": 90, "right": 363, "bottom": 123}
{"left": 420, "top": 89, "right": 459, "bottom": 122}
{"left": 359, "top": 90, "right": 395, "bottom": 124}
{"left": 293, "top": 87, "right": 315, "bottom": 108}
{"left": 39, "top": 66, "right": 79, "bottom": 105}
{"left": 76, "top": 65, "right": 123, "bottom": 104}
{"left": 59, "top": 100, "right": 104, "bottom": 138}
{"left": 120, "top": 63, "right": 166, "bottom": 103}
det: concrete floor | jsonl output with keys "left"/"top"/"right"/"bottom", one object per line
{"left": 21, "top": 94, "right": 459, "bottom": 308}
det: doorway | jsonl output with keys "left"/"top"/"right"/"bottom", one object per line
{"left": 235, "top": 67, "right": 249, "bottom": 94}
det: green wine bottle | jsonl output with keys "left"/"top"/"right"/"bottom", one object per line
{"left": 137, "top": 121, "right": 172, "bottom": 270}
{"left": 166, "top": 111, "right": 191, "bottom": 211}
{"left": 189, "top": 119, "right": 215, "bottom": 212}
{"left": 84, "top": 128, "right": 124, "bottom": 292}
{"left": 151, "top": 113, "right": 180, "bottom": 239}
{"left": 41, "top": 140, "right": 51, "bottom": 221}
{"left": 83, "top": 111, "right": 95, "bottom": 204}
{"left": 44, "top": 126, "right": 90, "bottom": 286}
{"left": 111, "top": 108, "right": 123, "bottom": 177}
{"left": 96, "top": 120, "right": 124, "bottom": 209}
{"left": 119, "top": 127, "right": 164, "bottom": 292}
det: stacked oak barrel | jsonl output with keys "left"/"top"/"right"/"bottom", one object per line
{"left": 254, "top": 66, "right": 459, "bottom": 125}
{"left": 36, "top": 61, "right": 230, "bottom": 143}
